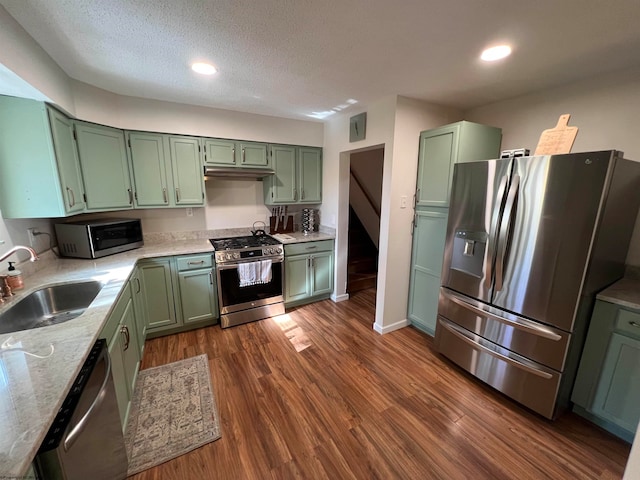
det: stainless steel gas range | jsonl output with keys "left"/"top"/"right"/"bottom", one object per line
{"left": 210, "top": 235, "right": 285, "bottom": 328}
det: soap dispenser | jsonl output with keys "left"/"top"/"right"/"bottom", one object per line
{"left": 6, "top": 262, "right": 24, "bottom": 290}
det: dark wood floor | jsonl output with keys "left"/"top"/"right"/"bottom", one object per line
{"left": 131, "top": 289, "right": 631, "bottom": 479}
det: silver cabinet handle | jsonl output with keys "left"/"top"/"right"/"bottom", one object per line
{"left": 630, "top": 321, "right": 640, "bottom": 328}
{"left": 443, "top": 289, "right": 562, "bottom": 341}
{"left": 305, "top": 245, "right": 318, "bottom": 250}
{"left": 63, "top": 348, "right": 111, "bottom": 451}
{"left": 134, "top": 277, "right": 141, "bottom": 293}
{"left": 127, "top": 188, "right": 133, "bottom": 205}
{"left": 162, "top": 188, "right": 167, "bottom": 203}
{"left": 301, "top": 189, "right": 305, "bottom": 200}
{"left": 242, "top": 148, "right": 246, "bottom": 163}
{"left": 121, "top": 325, "right": 130, "bottom": 351}
{"left": 175, "top": 187, "right": 180, "bottom": 202}
{"left": 188, "top": 260, "right": 205, "bottom": 265}
{"left": 209, "top": 271, "right": 213, "bottom": 285}
{"left": 66, "top": 187, "right": 75, "bottom": 207}
{"left": 415, "top": 188, "right": 420, "bottom": 205}
{"left": 439, "top": 318, "right": 553, "bottom": 380}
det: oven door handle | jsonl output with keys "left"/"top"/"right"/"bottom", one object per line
{"left": 216, "top": 258, "right": 283, "bottom": 270}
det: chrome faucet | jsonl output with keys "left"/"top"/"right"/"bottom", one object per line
{"left": 0, "top": 245, "right": 38, "bottom": 303}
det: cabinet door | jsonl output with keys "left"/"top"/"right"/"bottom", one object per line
{"left": 108, "top": 328, "right": 129, "bottom": 427}
{"left": 416, "top": 125, "right": 458, "bottom": 207}
{"left": 407, "top": 209, "right": 449, "bottom": 334}
{"left": 138, "top": 258, "right": 179, "bottom": 331}
{"left": 204, "top": 139, "right": 236, "bottom": 166}
{"left": 591, "top": 333, "right": 640, "bottom": 433}
{"left": 130, "top": 269, "right": 147, "bottom": 353}
{"left": 120, "top": 295, "right": 140, "bottom": 400}
{"left": 285, "top": 255, "right": 311, "bottom": 303}
{"left": 75, "top": 122, "right": 133, "bottom": 210}
{"left": 128, "top": 132, "right": 170, "bottom": 207}
{"left": 177, "top": 268, "right": 217, "bottom": 324}
{"left": 310, "top": 251, "right": 333, "bottom": 296}
{"left": 299, "top": 147, "right": 322, "bottom": 203}
{"left": 47, "top": 108, "right": 85, "bottom": 214}
{"left": 269, "top": 145, "right": 297, "bottom": 203}
{"left": 238, "top": 142, "right": 269, "bottom": 167}
{"left": 169, "top": 136, "right": 205, "bottom": 205}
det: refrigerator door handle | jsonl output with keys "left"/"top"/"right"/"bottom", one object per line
{"left": 443, "top": 289, "right": 563, "bottom": 341}
{"left": 439, "top": 318, "right": 554, "bottom": 380}
{"left": 494, "top": 174, "right": 520, "bottom": 291}
{"left": 484, "top": 175, "right": 509, "bottom": 289}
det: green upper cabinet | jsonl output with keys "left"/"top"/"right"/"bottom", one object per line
{"left": 47, "top": 108, "right": 86, "bottom": 214}
{"left": 416, "top": 121, "right": 501, "bottom": 208}
{"left": 203, "top": 138, "right": 268, "bottom": 168}
{"left": 267, "top": 145, "right": 297, "bottom": 203}
{"left": 265, "top": 145, "right": 322, "bottom": 205}
{"left": 203, "top": 138, "right": 236, "bottom": 166}
{"left": 239, "top": 141, "right": 269, "bottom": 167}
{"left": 0, "top": 96, "right": 86, "bottom": 218}
{"left": 127, "top": 132, "right": 170, "bottom": 208}
{"left": 298, "top": 147, "right": 322, "bottom": 203}
{"left": 168, "top": 136, "right": 205, "bottom": 206}
{"left": 75, "top": 121, "right": 133, "bottom": 211}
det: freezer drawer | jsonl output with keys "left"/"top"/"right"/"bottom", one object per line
{"left": 435, "top": 317, "right": 562, "bottom": 419}
{"left": 438, "top": 287, "right": 571, "bottom": 371}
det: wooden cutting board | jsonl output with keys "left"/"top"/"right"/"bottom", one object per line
{"left": 534, "top": 114, "right": 579, "bottom": 155}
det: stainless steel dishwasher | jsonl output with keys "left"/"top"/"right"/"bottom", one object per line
{"left": 34, "top": 339, "right": 128, "bottom": 479}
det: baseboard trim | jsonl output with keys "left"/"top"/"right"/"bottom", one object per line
{"left": 373, "top": 318, "right": 409, "bottom": 335}
{"left": 331, "top": 293, "right": 349, "bottom": 303}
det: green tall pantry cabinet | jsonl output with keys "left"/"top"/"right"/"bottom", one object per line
{"left": 408, "top": 121, "right": 501, "bottom": 335}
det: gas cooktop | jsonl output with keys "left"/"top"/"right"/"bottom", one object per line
{"left": 210, "top": 235, "right": 283, "bottom": 263}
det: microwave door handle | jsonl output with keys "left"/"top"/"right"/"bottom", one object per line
{"left": 494, "top": 175, "right": 520, "bottom": 292}
{"left": 484, "top": 175, "right": 509, "bottom": 289}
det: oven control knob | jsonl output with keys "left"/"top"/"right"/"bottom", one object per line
{"left": 267, "top": 248, "right": 273, "bottom": 254}
{"left": 276, "top": 247, "right": 282, "bottom": 254}
{"left": 225, "top": 253, "right": 232, "bottom": 260}
{"left": 233, "top": 253, "right": 240, "bottom": 259}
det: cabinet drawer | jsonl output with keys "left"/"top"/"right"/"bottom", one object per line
{"left": 615, "top": 308, "right": 640, "bottom": 338}
{"left": 176, "top": 254, "right": 213, "bottom": 271}
{"left": 285, "top": 240, "right": 333, "bottom": 256}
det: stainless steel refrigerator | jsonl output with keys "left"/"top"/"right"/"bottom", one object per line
{"left": 434, "top": 150, "right": 640, "bottom": 419}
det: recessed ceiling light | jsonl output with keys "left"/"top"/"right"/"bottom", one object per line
{"left": 191, "top": 62, "right": 217, "bottom": 75}
{"left": 480, "top": 45, "right": 512, "bottom": 62}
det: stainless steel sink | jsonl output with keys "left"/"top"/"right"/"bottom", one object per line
{"left": 0, "top": 281, "right": 104, "bottom": 334}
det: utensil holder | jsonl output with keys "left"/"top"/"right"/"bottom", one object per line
{"left": 269, "top": 215, "right": 294, "bottom": 234}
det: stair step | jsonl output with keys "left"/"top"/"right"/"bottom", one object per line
{"left": 348, "top": 257, "right": 377, "bottom": 274}
{"left": 347, "top": 273, "right": 377, "bottom": 293}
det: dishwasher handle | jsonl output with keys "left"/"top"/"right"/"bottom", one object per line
{"left": 63, "top": 348, "right": 112, "bottom": 452}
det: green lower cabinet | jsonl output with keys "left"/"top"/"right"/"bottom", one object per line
{"left": 138, "top": 258, "right": 179, "bottom": 332}
{"left": 130, "top": 267, "right": 147, "bottom": 355}
{"left": 141, "top": 254, "right": 219, "bottom": 338}
{"left": 103, "top": 282, "right": 141, "bottom": 429}
{"left": 572, "top": 300, "right": 640, "bottom": 442}
{"left": 178, "top": 268, "right": 218, "bottom": 324}
{"left": 407, "top": 208, "right": 449, "bottom": 335}
{"left": 284, "top": 241, "right": 334, "bottom": 307}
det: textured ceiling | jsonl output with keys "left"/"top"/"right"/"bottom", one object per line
{"left": 2, "top": 0, "right": 640, "bottom": 121}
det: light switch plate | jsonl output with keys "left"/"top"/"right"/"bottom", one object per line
{"left": 349, "top": 112, "right": 367, "bottom": 142}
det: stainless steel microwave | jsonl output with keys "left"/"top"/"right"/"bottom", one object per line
{"left": 55, "top": 218, "right": 144, "bottom": 259}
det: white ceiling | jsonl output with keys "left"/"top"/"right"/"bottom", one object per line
{"left": 2, "top": 0, "right": 640, "bottom": 121}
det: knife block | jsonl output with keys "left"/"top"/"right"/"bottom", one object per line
{"left": 269, "top": 215, "right": 294, "bottom": 234}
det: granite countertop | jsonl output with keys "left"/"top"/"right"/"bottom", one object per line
{"left": 597, "top": 276, "right": 640, "bottom": 310}
{"left": 270, "top": 231, "right": 335, "bottom": 244}
{"left": 0, "top": 239, "right": 214, "bottom": 477}
{"left": 0, "top": 228, "right": 336, "bottom": 476}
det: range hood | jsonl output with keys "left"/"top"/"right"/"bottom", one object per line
{"left": 203, "top": 166, "right": 274, "bottom": 179}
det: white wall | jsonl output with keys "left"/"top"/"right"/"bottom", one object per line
{"left": 322, "top": 95, "right": 461, "bottom": 329}
{"left": 0, "top": 6, "right": 74, "bottom": 112}
{"left": 466, "top": 66, "right": 640, "bottom": 266}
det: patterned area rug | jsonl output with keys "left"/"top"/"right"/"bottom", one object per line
{"left": 124, "top": 354, "right": 221, "bottom": 475}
